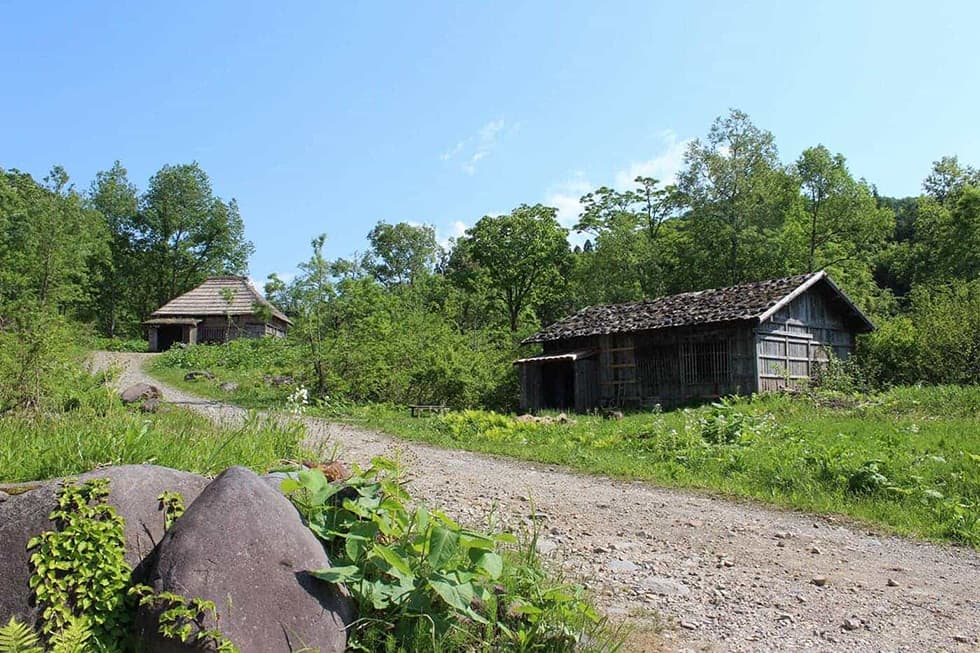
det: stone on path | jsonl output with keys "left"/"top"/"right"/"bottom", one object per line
{"left": 120, "top": 382, "right": 161, "bottom": 404}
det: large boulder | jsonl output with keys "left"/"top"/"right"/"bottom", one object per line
{"left": 137, "top": 467, "right": 352, "bottom": 653}
{"left": 0, "top": 465, "right": 209, "bottom": 627}
{"left": 120, "top": 383, "right": 161, "bottom": 404}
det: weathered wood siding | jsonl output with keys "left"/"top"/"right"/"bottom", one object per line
{"left": 755, "top": 286, "right": 855, "bottom": 392}
{"left": 195, "top": 315, "right": 287, "bottom": 344}
{"left": 573, "top": 358, "right": 599, "bottom": 412}
{"left": 518, "top": 363, "right": 542, "bottom": 413}
{"left": 520, "top": 281, "right": 867, "bottom": 411}
{"left": 621, "top": 324, "right": 755, "bottom": 407}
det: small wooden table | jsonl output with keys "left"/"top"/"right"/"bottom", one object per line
{"left": 409, "top": 404, "right": 448, "bottom": 418}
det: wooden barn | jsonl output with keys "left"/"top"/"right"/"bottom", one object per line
{"left": 143, "top": 276, "right": 292, "bottom": 352}
{"left": 516, "top": 271, "right": 874, "bottom": 412}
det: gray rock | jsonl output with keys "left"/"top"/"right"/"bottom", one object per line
{"left": 0, "top": 465, "right": 209, "bottom": 628}
{"left": 535, "top": 537, "right": 558, "bottom": 555}
{"left": 120, "top": 383, "right": 161, "bottom": 404}
{"left": 0, "top": 491, "right": 8, "bottom": 503}
{"left": 606, "top": 559, "right": 639, "bottom": 573}
{"left": 638, "top": 575, "right": 690, "bottom": 596}
{"left": 183, "top": 370, "right": 215, "bottom": 381}
{"left": 140, "top": 397, "right": 161, "bottom": 413}
{"left": 219, "top": 382, "right": 239, "bottom": 392}
{"left": 261, "top": 471, "right": 302, "bottom": 492}
{"left": 138, "top": 467, "right": 352, "bottom": 653}
{"left": 842, "top": 617, "right": 862, "bottom": 631}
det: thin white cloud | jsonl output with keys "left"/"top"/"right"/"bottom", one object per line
{"left": 545, "top": 173, "right": 591, "bottom": 230}
{"left": 544, "top": 173, "right": 592, "bottom": 248}
{"left": 442, "top": 118, "right": 508, "bottom": 175}
{"left": 614, "top": 129, "right": 689, "bottom": 189}
{"left": 440, "top": 141, "right": 464, "bottom": 161}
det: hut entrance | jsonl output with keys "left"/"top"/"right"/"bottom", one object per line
{"left": 541, "top": 360, "right": 574, "bottom": 410}
{"left": 156, "top": 325, "right": 184, "bottom": 351}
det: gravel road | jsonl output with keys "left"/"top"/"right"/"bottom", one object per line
{"left": 94, "top": 352, "right": 980, "bottom": 652}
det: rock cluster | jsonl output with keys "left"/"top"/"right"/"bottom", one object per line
{"left": 183, "top": 370, "right": 216, "bottom": 381}
{"left": 0, "top": 465, "right": 352, "bottom": 653}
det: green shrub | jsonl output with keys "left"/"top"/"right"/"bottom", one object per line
{"left": 285, "top": 458, "right": 619, "bottom": 652}
{"left": 859, "top": 280, "right": 980, "bottom": 386}
{"left": 28, "top": 479, "right": 131, "bottom": 645}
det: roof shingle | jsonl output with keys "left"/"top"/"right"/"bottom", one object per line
{"left": 150, "top": 276, "right": 292, "bottom": 324}
{"left": 524, "top": 273, "right": 838, "bottom": 344}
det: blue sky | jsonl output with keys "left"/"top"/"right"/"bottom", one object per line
{"left": 2, "top": 1, "right": 978, "bottom": 284}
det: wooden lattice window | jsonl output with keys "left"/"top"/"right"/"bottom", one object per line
{"left": 682, "top": 340, "right": 730, "bottom": 384}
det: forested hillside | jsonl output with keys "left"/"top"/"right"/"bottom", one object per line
{"left": 2, "top": 110, "right": 978, "bottom": 410}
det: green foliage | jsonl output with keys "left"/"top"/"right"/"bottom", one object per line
{"left": 440, "top": 410, "right": 539, "bottom": 443}
{"left": 860, "top": 280, "right": 980, "bottom": 385}
{"left": 152, "top": 305, "right": 521, "bottom": 411}
{"left": 0, "top": 350, "right": 308, "bottom": 483}
{"left": 129, "top": 587, "right": 239, "bottom": 653}
{"left": 135, "top": 163, "right": 253, "bottom": 312}
{"left": 0, "top": 167, "right": 108, "bottom": 317}
{"left": 363, "top": 221, "right": 441, "bottom": 287}
{"left": 0, "top": 618, "right": 43, "bottom": 653}
{"left": 285, "top": 459, "right": 615, "bottom": 651}
{"left": 27, "top": 479, "right": 131, "bottom": 645}
{"left": 809, "top": 355, "right": 870, "bottom": 395}
{"left": 697, "top": 398, "right": 772, "bottom": 445}
{"left": 451, "top": 204, "right": 571, "bottom": 332}
{"left": 11, "top": 477, "right": 239, "bottom": 653}
{"left": 158, "top": 492, "right": 185, "bottom": 531}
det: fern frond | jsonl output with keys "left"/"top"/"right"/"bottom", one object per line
{"left": 0, "top": 617, "right": 42, "bottom": 653}
{"left": 50, "top": 616, "right": 92, "bottom": 653}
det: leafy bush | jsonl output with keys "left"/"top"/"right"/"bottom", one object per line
{"left": 89, "top": 337, "right": 148, "bottom": 353}
{"left": 859, "top": 280, "right": 980, "bottom": 386}
{"left": 440, "top": 410, "right": 539, "bottom": 443}
{"left": 28, "top": 479, "right": 131, "bottom": 645}
{"left": 285, "top": 458, "right": 618, "bottom": 652}
{"left": 697, "top": 398, "right": 771, "bottom": 445}
{"left": 810, "top": 355, "right": 870, "bottom": 395}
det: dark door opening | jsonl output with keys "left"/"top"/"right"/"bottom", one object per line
{"left": 541, "top": 361, "right": 574, "bottom": 410}
{"left": 157, "top": 325, "right": 184, "bottom": 351}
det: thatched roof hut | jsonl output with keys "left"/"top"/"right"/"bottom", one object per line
{"left": 143, "top": 276, "right": 292, "bottom": 352}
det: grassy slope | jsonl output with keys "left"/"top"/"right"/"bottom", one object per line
{"left": 148, "top": 357, "right": 980, "bottom": 547}
{"left": 0, "top": 388, "right": 309, "bottom": 484}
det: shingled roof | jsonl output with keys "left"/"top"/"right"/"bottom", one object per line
{"left": 149, "top": 276, "right": 292, "bottom": 325}
{"left": 524, "top": 271, "right": 872, "bottom": 344}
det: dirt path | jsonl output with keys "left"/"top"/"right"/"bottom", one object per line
{"left": 95, "top": 352, "right": 980, "bottom": 652}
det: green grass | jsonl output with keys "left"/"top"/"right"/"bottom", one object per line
{"left": 0, "top": 394, "right": 311, "bottom": 484}
{"left": 148, "top": 349, "right": 980, "bottom": 547}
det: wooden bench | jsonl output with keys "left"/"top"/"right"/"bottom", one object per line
{"left": 409, "top": 404, "right": 448, "bottom": 418}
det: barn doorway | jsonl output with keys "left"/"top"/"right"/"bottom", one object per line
{"left": 156, "top": 325, "right": 184, "bottom": 351}
{"left": 541, "top": 360, "right": 574, "bottom": 410}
